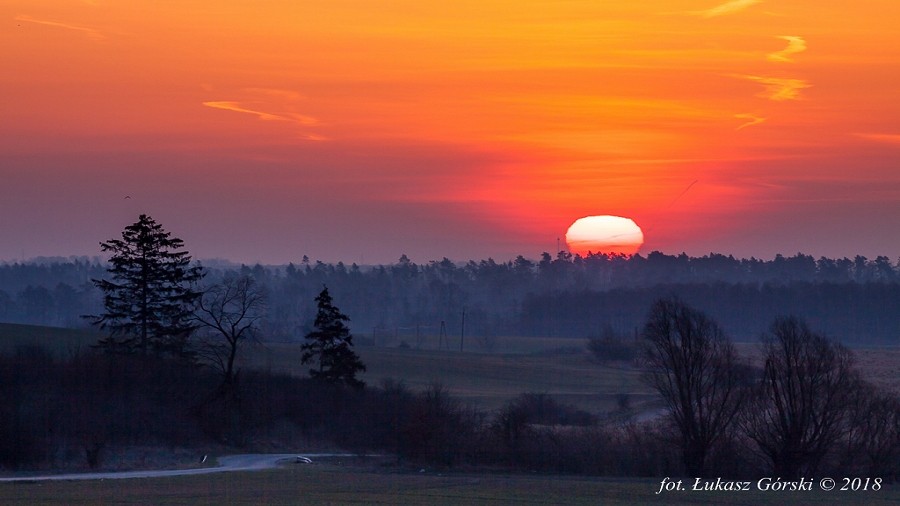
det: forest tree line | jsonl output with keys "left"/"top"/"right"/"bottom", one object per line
{"left": 0, "top": 251, "right": 899, "bottom": 344}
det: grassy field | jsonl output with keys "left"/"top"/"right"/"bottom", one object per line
{"left": 0, "top": 461, "right": 896, "bottom": 505}
{"left": 2, "top": 322, "right": 896, "bottom": 412}
{"left": 0, "top": 322, "right": 651, "bottom": 413}
{"left": 248, "top": 342, "right": 650, "bottom": 413}
{"left": 0, "top": 323, "right": 99, "bottom": 356}
{"left": 734, "top": 342, "right": 900, "bottom": 394}
{"left": 249, "top": 335, "right": 900, "bottom": 412}
{"left": 853, "top": 347, "right": 900, "bottom": 393}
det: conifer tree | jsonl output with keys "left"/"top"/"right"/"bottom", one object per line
{"left": 89, "top": 214, "right": 203, "bottom": 358}
{"left": 301, "top": 286, "right": 366, "bottom": 388}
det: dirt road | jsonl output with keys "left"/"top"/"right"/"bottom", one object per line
{"left": 0, "top": 453, "right": 355, "bottom": 482}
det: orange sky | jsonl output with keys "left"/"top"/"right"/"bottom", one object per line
{"left": 2, "top": 0, "right": 899, "bottom": 263}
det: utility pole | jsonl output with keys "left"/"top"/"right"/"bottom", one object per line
{"left": 460, "top": 307, "right": 466, "bottom": 352}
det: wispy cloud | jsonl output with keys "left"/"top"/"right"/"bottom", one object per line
{"left": 735, "top": 113, "right": 766, "bottom": 130}
{"left": 203, "top": 101, "right": 286, "bottom": 121}
{"left": 203, "top": 87, "right": 323, "bottom": 140}
{"left": 767, "top": 36, "right": 806, "bottom": 62}
{"left": 855, "top": 133, "right": 900, "bottom": 145}
{"left": 692, "top": 0, "right": 762, "bottom": 18}
{"left": 739, "top": 75, "right": 811, "bottom": 101}
{"left": 15, "top": 14, "right": 105, "bottom": 41}
{"left": 202, "top": 101, "right": 317, "bottom": 125}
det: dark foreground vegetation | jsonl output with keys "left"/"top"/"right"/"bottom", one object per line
{"left": 0, "top": 318, "right": 896, "bottom": 482}
{"left": 0, "top": 342, "right": 598, "bottom": 473}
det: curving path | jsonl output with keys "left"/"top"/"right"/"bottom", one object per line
{"left": 0, "top": 453, "right": 359, "bottom": 482}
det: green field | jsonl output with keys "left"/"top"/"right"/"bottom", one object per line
{"left": 0, "top": 323, "right": 100, "bottom": 357}
{"left": 2, "top": 322, "right": 896, "bottom": 413}
{"left": 0, "top": 322, "right": 651, "bottom": 414}
{"left": 0, "top": 462, "right": 896, "bottom": 505}
{"left": 0, "top": 323, "right": 649, "bottom": 414}
{"left": 250, "top": 342, "right": 649, "bottom": 413}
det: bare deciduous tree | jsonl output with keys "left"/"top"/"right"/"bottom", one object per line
{"left": 842, "top": 382, "right": 900, "bottom": 478}
{"left": 193, "top": 275, "right": 266, "bottom": 389}
{"left": 742, "top": 316, "right": 859, "bottom": 478}
{"left": 641, "top": 297, "right": 748, "bottom": 476}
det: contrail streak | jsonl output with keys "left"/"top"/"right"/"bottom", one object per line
{"left": 668, "top": 179, "right": 698, "bottom": 209}
{"left": 642, "top": 179, "right": 699, "bottom": 234}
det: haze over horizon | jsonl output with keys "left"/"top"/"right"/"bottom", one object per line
{"left": 4, "top": 241, "right": 897, "bottom": 269}
{"left": 3, "top": 1, "right": 898, "bottom": 265}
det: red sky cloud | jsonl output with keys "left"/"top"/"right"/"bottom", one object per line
{"left": 2, "top": 1, "right": 898, "bottom": 264}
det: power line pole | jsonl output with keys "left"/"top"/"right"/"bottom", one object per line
{"left": 460, "top": 307, "right": 466, "bottom": 352}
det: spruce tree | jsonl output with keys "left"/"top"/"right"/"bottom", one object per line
{"left": 89, "top": 214, "right": 203, "bottom": 358}
{"left": 301, "top": 286, "right": 366, "bottom": 388}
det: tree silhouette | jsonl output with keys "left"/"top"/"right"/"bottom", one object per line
{"left": 742, "top": 316, "right": 860, "bottom": 478}
{"left": 641, "top": 297, "right": 749, "bottom": 476}
{"left": 301, "top": 286, "right": 366, "bottom": 388}
{"left": 194, "top": 274, "right": 266, "bottom": 388}
{"left": 89, "top": 214, "right": 203, "bottom": 358}
{"left": 842, "top": 381, "right": 900, "bottom": 478}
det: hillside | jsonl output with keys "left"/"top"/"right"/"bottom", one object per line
{"left": 2, "top": 322, "right": 895, "bottom": 412}
{"left": 0, "top": 322, "right": 100, "bottom": 356}
{"left": 249, "top": 340, "right": 649, "bottom": 413}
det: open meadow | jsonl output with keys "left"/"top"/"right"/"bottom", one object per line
{"left": 0, "top": 323, "right": 898, "bottom": 504}
{"left": 248, "top": 333, "right": 900, "bottom": 412}
{"left": 0, "top": 460, "right": 896, "bottom": 506}
{"left": 0, "top": 323, "right": 101, "bottom": 357}
{"left": 2, "top": 322, "right": 896, "bottom": 413}
{"left": 249, "top": 337, "right": 649, "bottom": 413}
{"left": 733, "top": 342, "right": 900, "bottom": 394}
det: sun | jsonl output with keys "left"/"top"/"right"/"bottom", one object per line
{"left": 565, "top": 215, "right": 644, "bottom": 256}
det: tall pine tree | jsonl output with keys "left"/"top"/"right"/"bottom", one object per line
{"left": 301, "top": 286, "right": 366, "bottom": 388}
{"left": 89, "top": 214, "right": 203, "bottom": 358}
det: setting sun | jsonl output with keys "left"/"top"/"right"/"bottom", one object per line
{"left": 1, "top": 0, "right": 899, "bottom": 263}
{"left": 565, "top": 216, "right": 644, "bottom": 256}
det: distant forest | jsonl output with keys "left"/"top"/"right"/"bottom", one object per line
{"left": 1, "top": 251, "right": 898, "bottom": 345}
